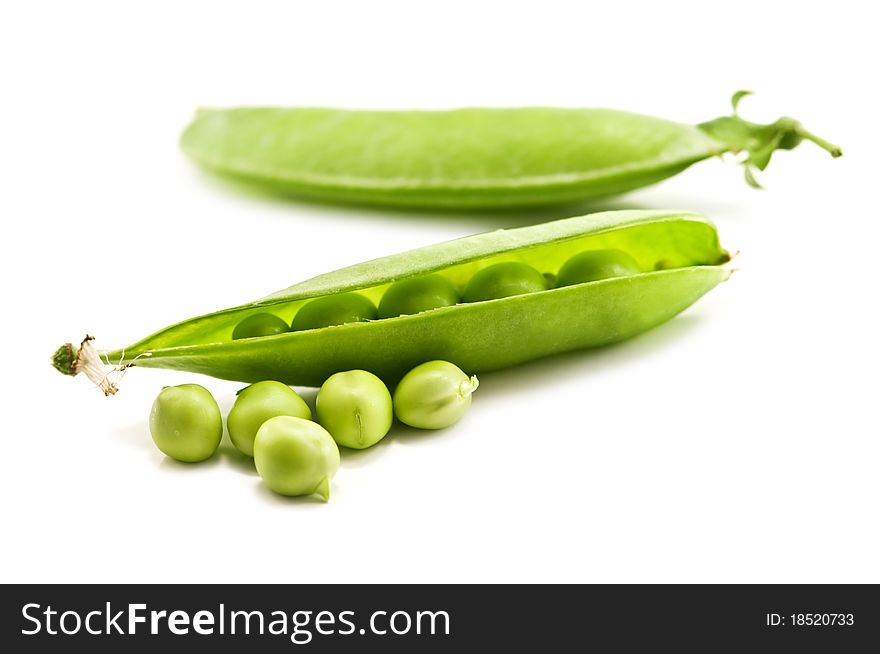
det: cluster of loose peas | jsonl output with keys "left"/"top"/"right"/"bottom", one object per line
{"left": 148, "top": 360, "right": 479, "bottom": 500}
{"left": 231, "top": 248, "right": 643, "bottom": 340}
{"left": 150, "top": 248, "right": 641, "bottom": 500}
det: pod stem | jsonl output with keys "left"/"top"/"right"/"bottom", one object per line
{"left": 796, "top": 127, "right": 843, "bottom": 158}
{"left": 697, "top": 90, "right": 842, "bottom": 188}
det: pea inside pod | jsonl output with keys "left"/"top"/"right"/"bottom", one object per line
{"left": 290, "top": 293, "right": 376, "bottom": 331}
{"left": 53, "top": 210, "right": 732, "bottom": 391}
{"left": 378, "top": 274, "right": 459, "bottom": 319}
{"left": 232, "top": 312, "right": 289, "bottom": 340}
{"left": 462, "top": 262, "right": 547, "bottom": 302}
{"left": 555, "top": 249, "right": 642, "bottom": 287}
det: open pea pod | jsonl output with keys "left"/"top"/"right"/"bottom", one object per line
{"left": 52, "top": 210, "right": 731, "bottom": 392}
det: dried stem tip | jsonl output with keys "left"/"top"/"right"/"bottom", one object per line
{"left": 50, "top": 335, "right": 128, "bottom": 396}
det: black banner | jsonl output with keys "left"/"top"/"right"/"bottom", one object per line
{"left": 1, "top": 584, "right": 877, "bottom": 651}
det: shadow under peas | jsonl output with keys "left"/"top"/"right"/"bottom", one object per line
{"left": 218, "top": 437, "right": 258, "bottom": 476}
{"left": 158, "top": 451, "right": 223, "bottom": 471}
{"left": 253, "top": 480, "right": 332, "bottom": 507}
{"left": 337, "top": 432, "right": 394, "bottom": 468}
{"left": 113, "top": 420, "right": 156, "bottom": 453}
{"left": 335, "top": 418, "right": 454, "bottom": 469}
{"left": 193, "top": 168, "right": 655, "bottom": 230}
{"left": 389, "top": 421, "right": 461, "bottom": 446}
{"left": 295, "top": 387, "right": 319, "bottom": 415}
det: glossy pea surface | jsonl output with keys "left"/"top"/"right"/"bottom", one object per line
{"left": 227, "top": 381, "right": 311, "bottom": 457}
{"left": 149, "top": 384, "right": 222, "bottom": 462}
{"left": 555, "top": 249, "right": 641, "bottom": 287}
{"left": 290, "top": 293, "right": 376, "bottom": 331}
{"left": 232, "top": 313, "right": 289, "bottom": 340}
{"left": 316, "top": 370, "right": 392, "bottom": 449}
{"left": 378, "top": 274, "right": 459, "bottom": 319}
{"left": 393, "top": 361, "right": 479, "bottom": 430}
{"left": 253, "top": 416, "right": 340, "bottom": 500}
{"left": 462, "top": 262, "right": 547, "bottom": 302}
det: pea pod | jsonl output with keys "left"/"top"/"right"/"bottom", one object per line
{"left": 52, "top": 210, "right": 731, "bottom": 392}
{"left": 180, "top": 92, "right": 840, "bottom": 209}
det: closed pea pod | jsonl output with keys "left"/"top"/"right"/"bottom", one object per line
{"left": 180, "top": 93, "right": 840, "bottom": 210}
{"left": 53, "top": 210, "right": 732, "bottom": 391}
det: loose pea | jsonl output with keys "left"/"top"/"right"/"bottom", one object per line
{"left": 232, "top": 313, "right": 289, "bottom": 340}
{"left": 227, "top": 381, "right": 311, "bottom": 456}
{"left": 253, "top": 416, "right": 340, "bottom": 500}
{"left": 378, "top": 274, "right": 459, "bottom": 319}
{"left": 462, "top": 262, "right": 546, "bottom": 303}
{"left": 555, "top": 249, "right": 641, "bottom": 287}
{"left": 149, "top": 384, "right": 222, "bottom": 462}
{"left": 393, "top": 360, "right": 479, "bottom": 430}
{"left": 316, "top": 370, "right": 392, "bottom": 449}
{"left": 290, "top": 293, "right": 376, "bottom": 331}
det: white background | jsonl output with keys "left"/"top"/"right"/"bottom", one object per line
{"left": 1, "top": 1, "right": 877, "bottom": 583}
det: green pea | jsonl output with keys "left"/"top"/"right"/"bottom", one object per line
{"left": 254, "top": 416, "right": 340, "bottom": 500}
{"left": 393, "top": 360, "right": 479, "bottom": 430}
{"left": 378, "top": 274, "right": 459, "bottom": 319}
{"left": 149, "top": 384, "right": 222, "bottom": 462}
{"left": 226, "top": 380, "right": 311, "bottom": 457}
{"left": 316, "top": 370, "right": 392, "bottom": 449}
{"left": 290, "top": 293, "right": 376, "bottom": 331}
{"left": 555, "top": 249, "right": 641, "bottom": 287}
{"left": 232, "top": 312, "right": 289, "bottom": 340}
{"left": 462, "top": 262, "right": 547, "bottom": 303}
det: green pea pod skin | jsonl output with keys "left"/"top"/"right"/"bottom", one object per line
{"left": 55, "top": 210, "right": 731, "bottom": 388}
{"left": 121, "top": 268, "right": 725, "bottom": 386}
{"left": 180, "top": 95, "right": 840, "bottom": 209}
